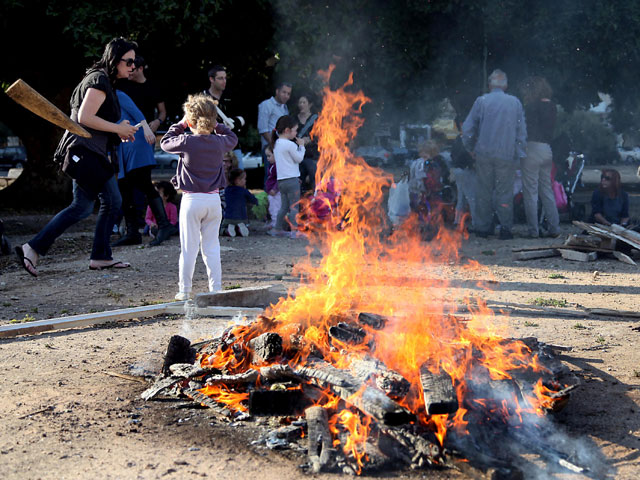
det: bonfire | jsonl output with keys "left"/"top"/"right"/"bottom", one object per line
{"left": 144, "top": 66, "right": 586, "bottom": 477}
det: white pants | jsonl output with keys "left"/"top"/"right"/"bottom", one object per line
{"left": 268, "top": 192, "right": 281, "bottom": 228}
{"left": 178, "top": 192, "right": 222, "bottom": 293}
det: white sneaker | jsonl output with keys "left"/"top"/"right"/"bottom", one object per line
{"left": 175, "top": 291, "right": 192, "bottom": 301}
{"left": 226, "top": 224, "right": 236, "bottom": 237}
{"left": 237, "top": 223, "right": 249, "bottom": 237}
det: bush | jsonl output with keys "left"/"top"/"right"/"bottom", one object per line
{"left": 555, "top": 110, "right": 617, "bottom": 164}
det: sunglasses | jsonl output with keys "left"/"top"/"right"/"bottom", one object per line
{"left": 601, "top": 175, "right": 612, "bottom": 181}
{"left": 119, "top": 58, "right": 135, "bottom": 67}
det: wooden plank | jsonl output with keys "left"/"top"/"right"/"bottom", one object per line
{"left": 559, "top": 249, "right": 597, "bottom": 262}
{"left": 613, "top": 251, "right": 637, "bottom": 265}
{"left": 513, "top": 249, "right": 559, "bottom": 260}
{"left": 419, "top": 364, "right": 458, "bottom": 415}
{"left": 0, "top": 303, "right": 173, "bottom": 338}
{"left": 306, "top": 406, "right": 334, "bottom": 473}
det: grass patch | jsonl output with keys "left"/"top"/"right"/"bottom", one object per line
{"left": 633, "top": 370, "right": 640, "bottom": 378}
{"left": 573, "top": 323, "right": 587, "bottom": 330}
{"left": 2, "top": 302, "right": 11, "bottom": 307}
{"left": 224, "top": 284, "right": 242, "bottom": 290}
{"left": 596, "top": 336, "right": 606, "bottom": 344}
{"left": 530, "top": 297, "right": 568, "bottom": 308}
{"left": 106, "top": 290, "right": 124, "bottom": 301}
{"left": 524, "top": 321, "right": 539, "bottom": 327}
{"left": 481, "top": 250, "right": 496, "bottom": 256}
{"left": 9, "top": 314, "right": 37, "bottom": 324}
{"left": 548, "top": 273, "right": 566, "bottom": 279}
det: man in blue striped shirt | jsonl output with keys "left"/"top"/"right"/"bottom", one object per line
{"left": 462, "top": 69, "right": 527, "bottom": 239}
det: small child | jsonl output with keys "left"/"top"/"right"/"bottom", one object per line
{"left": 221, "top": 168, "right": 258, "bottom": 237}
{"left": 269, "top": 115, "right": 305, "bottom": 237}
{"left": 264, "top": 145, "right": 281, "bottom": 229}
{"left": 145, "top": 180, "right": 179, "bottom": 238}
{"left": 160, "top": 93, "right": 238, "bottom": 300}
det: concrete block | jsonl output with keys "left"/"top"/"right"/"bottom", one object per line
{"left": 194, "top": 285, "right": 291, "bottom": 308}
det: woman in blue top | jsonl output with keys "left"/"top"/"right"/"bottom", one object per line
{"left": 113, "top": 89, "right": 176, "bottom": 246}
{"left": 590, "top": 168, "right": 630, "bottom": 227}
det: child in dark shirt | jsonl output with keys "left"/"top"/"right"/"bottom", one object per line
{"left": 222, "top": 168, "right": 258, "bottom": 237}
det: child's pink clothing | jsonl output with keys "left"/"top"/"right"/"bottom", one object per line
{"left": 145, "top": 202, "right": 178, "bottom": 227}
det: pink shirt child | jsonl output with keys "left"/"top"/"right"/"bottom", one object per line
{"left": 145, "top": 202, "right": 178, "bottom": 227}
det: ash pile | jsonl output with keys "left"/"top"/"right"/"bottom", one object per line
{"left": 141, "top": 310, "right": 589, "bottom": 478}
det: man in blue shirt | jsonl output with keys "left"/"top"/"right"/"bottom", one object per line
{"left": 462, "top": 69, "right": 527, "bottom": 239}
{"left": 258, "top": 82, "right": 292, "bottom": 186}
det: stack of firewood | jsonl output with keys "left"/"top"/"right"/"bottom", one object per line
{"left": 141, "top": 312, "right": 586, "bottom": 477}
{"left": 513, "top": 221, "right": 640, "bottom": 265}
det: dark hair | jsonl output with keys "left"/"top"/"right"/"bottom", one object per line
{"left": 521, "top": 76, "right": 553, "bottom": 105}
{"left": 208, "top": 65, "right": 226, "bottom": 78}
{"left": 276, "top": 81, "right": 292, "bottom": 90}
{"left": 599, "top": 168, "right": 622, "bottom": 197}
{"left": 269, "top": 115, "right": 298, "bottom": 150}
{"left": 134, "top": 55, "right": 146, "bottom": 68}
{"left": 228, "top": 168, "right": 246, "bottom": 185}
{"left": 154, "top": 180, "right": 177, "bottom": 202}
{"left": 91, "top": 37, "right": 138, "bottom": 83}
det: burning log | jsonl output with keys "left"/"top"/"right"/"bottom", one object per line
{"left": 248, "top": 389, "right": 308, "bottom": 416}
{"left": 296, "top": 361, "right": 414, "bottom": 425}
{"left": 161, "top": 335, "right": 196, "bottom": 375}
{"left": 328, "top": 322, "right": 366, "bottom": 345}
{"left": 378, "top": 425, "right": 444, "bottom": 468}
{"left": 357, "top": 312, "right": 387, "bottom": 329}
{"left": 306, "top": 406, "right": 335, "bottom": 473}
{"left": 419, "top": 364, "right": 458, "bottom": 415}
{"left": 348, "top": 355, "right": 411, "bottom": 400}
{"left": 205, "top": 369, "right": 259, "bottom": 385}
{"left": 248, "top": 332, "right": 283, "bottom": 364}
{"left": 183, "top": 388, "right": 235, "bottom": 419}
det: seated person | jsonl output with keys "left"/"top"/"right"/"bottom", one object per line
{"left": 590, "top": 168, "right": 631, "bottom": 227}
{"left": 222, "top": 168, "right": 258, "bottom": 237}
{"left": 145, "top": 181, "right": 179, "bottom": 237}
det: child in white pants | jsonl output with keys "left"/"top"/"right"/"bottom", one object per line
{"left": 160, "top": 94, "right": 238, "bottom": 300}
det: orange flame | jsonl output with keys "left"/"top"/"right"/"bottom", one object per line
{"left": 194, "top": 66, "right": 564, "bottom": 465}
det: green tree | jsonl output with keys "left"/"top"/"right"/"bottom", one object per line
{"left": 0, "top": 0, "right": 274, "bottom": 209}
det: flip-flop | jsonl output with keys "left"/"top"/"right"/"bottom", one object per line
{"left": 89, "top": 261, "right": 131, "bottom": 271}
{"left": 15, "top": 245, "right": 38, "bottom": 277}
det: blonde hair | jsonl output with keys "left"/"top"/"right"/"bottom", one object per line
{"left": 183, "top": 93, "right": 217, "bottom": 133}
{"left": 419, "top": 139, "right": 440, "bottom": 159}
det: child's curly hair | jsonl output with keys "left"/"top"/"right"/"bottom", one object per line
{"left": 228, "top": 168, "right": 246, "bottom": 186}
{"left": 183, "top": 93, "right": 217, "bottom": 133}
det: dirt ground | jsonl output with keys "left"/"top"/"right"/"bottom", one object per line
{"left": 1, "top": 190, "right": 640, "bottom": 479}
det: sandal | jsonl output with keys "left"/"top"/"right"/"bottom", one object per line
{"left": 15, "top": 245, "right": 38, "bottom": 277}
{"left": 89, "top": 261, "right": 131, "bottom": 271}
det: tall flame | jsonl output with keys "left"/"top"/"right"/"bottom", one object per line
{"left": 195, "top": 66, "right": 565, "bottom": 464}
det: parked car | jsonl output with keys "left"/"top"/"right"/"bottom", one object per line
{"left": 154, "top": 147, "right": 180, "bottom": 170}
{"left": 0, "top": 145, "right": 27, "bottom": 168}
{"left": 617, "top": 146, "right": 640, "bottom": 164}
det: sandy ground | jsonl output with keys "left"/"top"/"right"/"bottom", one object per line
{"left": 0, "top": 170, "right": 639, "bottom": 479}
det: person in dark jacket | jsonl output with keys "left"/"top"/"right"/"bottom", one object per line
{"left": 222, "top": 168, "right": 258, "bottom": 237}
{"left": 16, "top": 37, "right": 139, "bottom": 276}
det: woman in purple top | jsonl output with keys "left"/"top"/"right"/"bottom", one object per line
{"left": 161, "top": 93, "right": 237, "bottom": 300}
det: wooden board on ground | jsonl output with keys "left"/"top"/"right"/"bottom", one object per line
{"left": 513, "top": 249, "right": 559, "bottom": 261}
{"left": 559, "top": 249, "right": 597, "bottom": 262}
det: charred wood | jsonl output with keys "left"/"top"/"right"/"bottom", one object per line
{"left": 419, "top": 364, "right": 458, "bottom": 415}
{"left": 306, "top": 406, "right": 335, "bottom": 473}
{"left": 141, "top": 375, "right": 186, "bottom": 401}
{"left": 296, "top": 361, "right": 413, "bottom": 425}
{"left": 183, "top": 388, "right": 234, "bottom": 419}
{"left": 348, "top": 356, "right": 410, "bottom": 400}
{"left": 162, "top": 335, "right": 196, "bottom": 376}
{"left": 259, "top": 364, "right": 300, "bottom": 382}
{"left": 248, "top": 389, "right": 308, "bottom": 416}
{"left": 205, "top": 369, "right": 259, "bottom": 385}
{"left": 357, "top": 312, "right": 387, "bottom": 329}
{"left": 328, "top": 322, "right": 366, "bottom": 345}
{"left": 379, "top": 425, "right": 444, "bottom": 468}
{"left": 248, "top": 332, "right": 283, "bottom": 364}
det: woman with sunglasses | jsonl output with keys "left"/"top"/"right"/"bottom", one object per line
{"left": 590, "top": 168, "right": 631, "bottom": 228}
{"left": 16, "top": 37, "right": 139, "bottom": 277}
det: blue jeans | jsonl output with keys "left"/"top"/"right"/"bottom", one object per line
{"left": 29, "top": 176, "right": 122, "bottom": 261}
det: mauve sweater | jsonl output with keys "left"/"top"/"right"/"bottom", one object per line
{"left": 161, "top": 123, "right": 238, "bottom": 193}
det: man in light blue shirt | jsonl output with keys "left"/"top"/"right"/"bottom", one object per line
{"left": 258, "top": 82, "right": 292, "bottom": 186}
{"left": 258, "top": 82, "right": 292, "bottom": 148}
{"left": 462, "top": 69, "right": 527, "bottom": 239}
